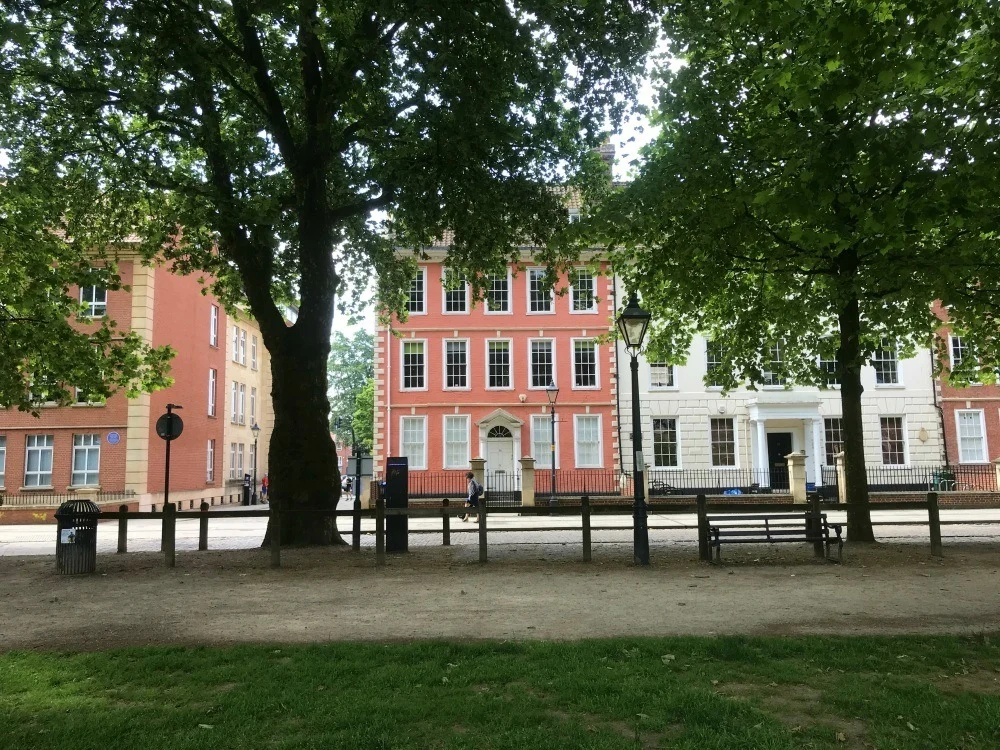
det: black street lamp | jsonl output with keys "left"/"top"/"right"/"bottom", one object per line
{"left": 546, "top": 380, "right": 559, "bottom": 508}
{"left": 250, "top": 422, "right": 261, "bottom": 503}
{"left": 617, "top": 293, "right": 652, "bottom": 565}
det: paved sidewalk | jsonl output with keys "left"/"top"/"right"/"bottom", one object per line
{"left": 2, "top": 504, "right": 999, "bottom": 556}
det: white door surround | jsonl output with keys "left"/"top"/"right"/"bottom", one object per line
{"left": 476, "top": 409, "right": 523, "bottom": 480}
{"left": 748, "top": 394, "right": 824, "bottom": 485}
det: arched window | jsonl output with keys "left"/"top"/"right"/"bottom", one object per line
{"left": 487, "top": 425, "right": 512, "bottom": 439}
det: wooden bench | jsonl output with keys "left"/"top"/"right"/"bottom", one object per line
{"left": 707, "top": 511, "right": 843, "bottom": 562}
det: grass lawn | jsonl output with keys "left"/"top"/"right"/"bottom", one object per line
{"left": 2, "top": 636, "right": 999, "bottom": 749}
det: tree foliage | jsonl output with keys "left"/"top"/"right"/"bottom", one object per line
{"left": 3, "top": 1, "right": 659, "bottom": 543}
{"left": 599, "top": 0, "right": 1000, "bottom": 540}
{"left": 0, "top": 156, "right": 174, "bottom": 411}
{"left": 352, "top": 378, "right": 375, "bottom": 455}
{"left": 328, "top": 329, "right": 374, "bottom": 437}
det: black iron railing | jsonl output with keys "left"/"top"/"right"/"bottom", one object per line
{"left": 864, "top": 464, "right": 997, "bottom": 493}
{"left": 534, "top": 469, "right": 630, "bottom": 498}
{"left": 647, "top": 468, "right": 790, "bottom": 496}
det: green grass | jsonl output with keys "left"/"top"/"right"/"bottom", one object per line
{"left": 2, "top": 636, "right": 1000, "bottom": 749}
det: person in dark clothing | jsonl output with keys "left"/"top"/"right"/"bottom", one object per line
{"left": 461, "top": 471, "right": 483, "bottom": 522}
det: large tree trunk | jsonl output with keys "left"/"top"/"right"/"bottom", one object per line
{"left": 836, "top": 275, "right": 876, "bottom": 543}
{"left": 263, "top": 332, "right": 343, "bottom": 545}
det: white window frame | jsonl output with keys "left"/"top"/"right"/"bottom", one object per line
{"left": 400, "top": 339, "right": 428, "bottom": 392}
{"left": 570, "top": 338, "right": 600, "bottom": 390}
{"left": 709, "top": 417, "right": 739, "bottom": 469}
{"left": 526, "top": 267, "right": 555, "bottom": 315}
{"left": 232, "top": 325, "right": 240, "bottom": 362}
{"left": 239, "top": 329, "right": 247, "bottom": 365}
{"left": 398, "top": 415, "right": 428, "bottom": 470}
{"left": 80, "top": 285, "right": 107, "bottom": 317}
{"left": 485, "top": 338, "right": 514, "bottom": 390}
{"left": 206, "top": 439, "right": 215, "bottom": 483}
{"left": 569, "top": 268, "right": 597, "bottom": 313}
{"left": 238, "top": 383, "right": 246, "bottom": 425}
{"left": 442, "top": 414, "right": 471, "bottom": 470}
{"left": 249, "top": 442, "right": 257, "bottom": 476}
{"left": 818, "top": 352, "right": 840, "bottom": 388}
{"left": 955, "top": 409, "right": 989, "bottom": 464}
{"left": 652, "top": 417, "right": 681, "bottom": 469}
{"left": 442, "top": 338, "right": 470, "bottom": 391}
{"left": 531, "top": 414, "right": 560, "bottom": 469}
{"left": 484, "top": 270, "right": 513, "bottom": 315}
{"left": 408, "top": 266, "right": 427, "bottom": 315}
{"left": 24, "top": 434, "right": 54, "bottom": 488}
{"left": 71, "top": 433, "right": 101, "bottom": 487}
{"left": 0, "top": 435, "right": 5, "bottom": 488}
{"left": 251, "top": 335, "right": 258, "bottom": 370}
{"left": 872, "top": 343, "right": 901, "bottom": 386}
{"left": 230, "top": 381, "right": 239, "bottom": 424}
{"left": 761, "top": 343, "right": 786, "bottom": 388}
{"left": 648, "top": 363, "right": 676, "bottom": 390}
{"left": 208, "top": 369, "right": 217, "bottom": 417}
{"left": 705, "top": 340, "right": 725, "bottom": 390}
{"left": 229, "top": 442, "right": 238, "bottom": 479}
{"left": 209, "top": 304, "right": 219, "bottom": 347}
{"left": 237, "top": 443, "right": 245, "bottom": 476}
{"left": 879, "top": 415, "right": 908, "bottom": 466}
{"left": 573, "top": 414, "right": 604, "bottom": 468}
{"left": 568, "top": 208, "right": 582, "bottom": 224}
{"left": 949, "top": 335, "right": 981, "bottom": 385}
{"left": 250, "top": 386, "right": 257, "bottom": 423}
{"left": 441, "top": 275, "right": 469, "bottom": 314}
{"left": 823, "top": 417, "right": 844, "bottom": 466}
{"left": 528, "top": 338, "right": 556, "bottom": 390}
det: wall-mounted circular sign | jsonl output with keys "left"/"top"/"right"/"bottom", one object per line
{"left": 106, "top": 432, "right": 121, "bottom": 445}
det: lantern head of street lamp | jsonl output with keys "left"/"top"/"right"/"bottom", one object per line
{"left": 617, "top": 293, "right": 651, "bottom": 353}
{"left": 546, "top": 380, "right": 560, "bottom": 406}
{"left": 251, "top": 422, "right": 261, "bottom": 440}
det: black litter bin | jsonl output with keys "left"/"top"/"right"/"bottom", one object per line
{"left": 55, "top": 498, "right": 101, "bottom": 574}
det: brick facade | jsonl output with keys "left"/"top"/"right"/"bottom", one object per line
{"left": 0, "top": 254, "right": 275, "bottom": 520}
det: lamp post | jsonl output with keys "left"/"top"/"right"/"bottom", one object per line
{"left": 250, "top": 422, "right": 261, "bottom": 503}
{"left": 617, "top": 293, "right": 652, "bottom": 565}
{"left": 546, "top": 381, "right": 559, "bottom": 508}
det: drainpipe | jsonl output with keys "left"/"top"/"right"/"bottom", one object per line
{"left": 931, "top": 346, "right": 949, "bottom": 467}
{"left": 612, "top": 274, "right": 626, "bottom": 475}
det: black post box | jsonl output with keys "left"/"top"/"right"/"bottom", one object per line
{"left": 385, "top": 456, "right": 408, "bottom": 553}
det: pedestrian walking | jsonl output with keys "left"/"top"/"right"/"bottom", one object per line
{"left": 260, "top": 473, "right": 269, "bottom": 503}
{"left": 461, "top": 471, "right": 483, "bottom": 522}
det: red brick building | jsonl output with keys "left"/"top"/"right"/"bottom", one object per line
{"left": 0, "top": 253, "right": 272, "bottom": 521}
{"left": 937, "top": 326, "right": 1000, "bottom": 473}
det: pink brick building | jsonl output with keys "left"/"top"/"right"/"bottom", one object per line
{"left": 373, "top": 251, "right": 620, "bottom": 493}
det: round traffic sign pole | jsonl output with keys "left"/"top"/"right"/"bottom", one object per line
{"left": 157, "top": 404, "right": 184, "bottom": 510}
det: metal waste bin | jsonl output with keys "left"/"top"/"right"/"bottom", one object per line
{"left": 55, "top": 498, "right": 101, "bottom": 574}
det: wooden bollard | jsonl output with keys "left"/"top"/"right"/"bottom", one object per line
{"left": 928, "top": 491, "right": 943, "bottom": 557}
{"left": 117, "top": 504, "right": 128, "bottom": 554}
{"left": 478, "top": 496, "right": 488, "bottom": 563}
{"left": 198, "top": 501, "right": 209, "bottom": 551}
{"left": 581, "top": 495, "right": 592, "bottom": 562}
{"left": 352, "top": 497, "right": 361, "bottom": 552}
{"left": 163, "top": 502, "right": 176, "bottom": 568}
{"left": 375, "top": 493, "right": 386, "bottom": 566}
{"left": 696, "top": 494, "right": 710, "bottom": 562}
{"left": 270, "top": 508, "right": 281, "bottom": 568}
{"left": 809, "top": 493, "right": 824, "bottom": 558}
{"left": 442, "top": 498, "right": 451, "bottom": 546}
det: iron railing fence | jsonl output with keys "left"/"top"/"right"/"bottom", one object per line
{"left": 647, "top": 468, "right": 790, "bottom": 496}
{"left": 0, "top": 489, "right": 137, "bottom": 509}
{"left": 534, "top": 469, "right": 631, "bottom": 498}
{"left": 864, "top": 464, "right": 998, "bottom": 493}
{"left": 483, "top": 471, "right": 522, "bottom": 508}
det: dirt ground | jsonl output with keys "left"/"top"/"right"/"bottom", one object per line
{"left": 2, "top": 540, "right": 999, "bottom": 650}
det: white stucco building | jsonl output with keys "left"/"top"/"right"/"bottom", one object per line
{"left": 616, "top": 333, "right": 944, "bottom": 489}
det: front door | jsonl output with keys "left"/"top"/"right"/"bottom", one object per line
{"left": 766, "top": 432, "right": 793, "bottom": 490}
{"left": 486, "top": 425, "right": 515, "bottom": 476}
